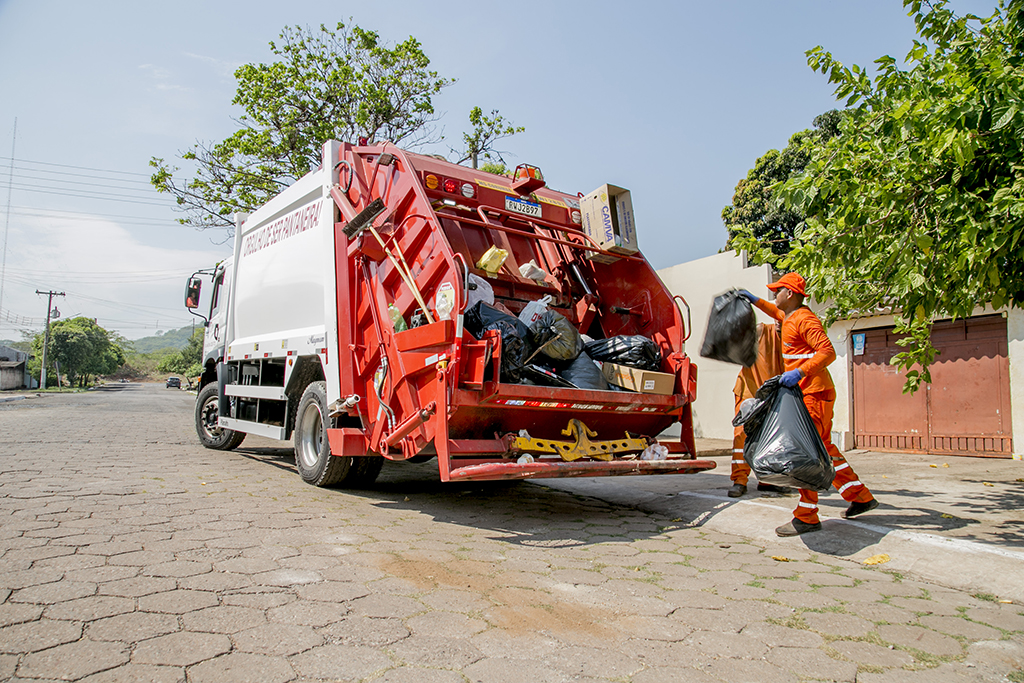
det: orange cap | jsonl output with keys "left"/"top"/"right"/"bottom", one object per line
{"left": 766, "top": 272, "right": 806, "bottom": 296}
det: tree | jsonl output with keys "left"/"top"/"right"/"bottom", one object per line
{"left": 724, "top": 111, "right": 841, "bottom": 265}
{"left": 156, "top": 328, "right": 203, "bottom": 376}
{"left": 753, "top": 0, "right": 1024, "bottom": 391}
{"left": 453, "top": 107, "right": 525, "bottom": 169}
{"left": 152, "top": 22, "right": 454, "bottom": 233}
{"left": 30, "top": 317, "right": 126, "bottom": 387}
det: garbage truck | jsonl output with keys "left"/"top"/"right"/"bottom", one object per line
{"left": 183, "top": 140, "right": 714, "bottom": 487}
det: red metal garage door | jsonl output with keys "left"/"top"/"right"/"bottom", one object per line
{"left": 851, "top": 315, "right": 1012, "bottom": 457}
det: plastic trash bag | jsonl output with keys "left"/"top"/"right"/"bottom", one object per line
{"left": 557, "top": 351, "right": 609, "bottom": 391}
{"left": 464, "top": 301, "right": 531, "bottom": 382}
{"left": 742, "top": 381, "right": 835, "bottom": 491}
{"left": 518, "top": 294, "right": 553, "bottom": 328}
{"left": 466, "top": 273, "right": 494, "bottom": 310}
{"left": 518, "top": 260, "right": 549, "bottom": 282}
{"left": 732, "top": 375, "right": 780, "bottom": 437}
{"left": 527, "top": 310, "right": 584, "bottom": 362}
{"left": 520, "top": 363, "right": 577, "bottom": 388}
{"left": 584, "top": 335, "right": 661, "bottom": 371}
{"left": 641, "top": 443, "right": 668, "bottom": 461}
{"left": 700, "top": 289, "right": 758, "bottom": 367}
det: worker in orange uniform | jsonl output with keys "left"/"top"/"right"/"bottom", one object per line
{"left": 728, "top": 321, "right": 789, "bottom": 497}
{"left": 739, "top": 273, "right": 878, "bottom": 536}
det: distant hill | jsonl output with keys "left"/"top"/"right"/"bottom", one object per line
{"left": 128, "top": 325, "right": 198, "bottom": 353}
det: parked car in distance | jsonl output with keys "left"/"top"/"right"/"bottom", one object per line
{"left": 166, "top": 377, "right": 181, "bottom": 389}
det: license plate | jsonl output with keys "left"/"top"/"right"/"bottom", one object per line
{"left": 505, "top": 196, "right": 541, "bottom": 218}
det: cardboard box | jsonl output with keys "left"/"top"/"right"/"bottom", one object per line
{"left": 580, "top": 184, "right": 639, "bottom": 263}
{"left": 601, "top": 362, "right": 674, "bottom": 395}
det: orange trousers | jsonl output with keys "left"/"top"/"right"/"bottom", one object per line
{"left": 731, "top": 395, "right": 751, "bottom": 485}
{"left": 794, "top": 389, "right": 874, "bottom": 524}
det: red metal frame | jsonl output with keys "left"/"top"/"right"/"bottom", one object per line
{"left": 325, "top": 142, "right": 711, "bottom": 482}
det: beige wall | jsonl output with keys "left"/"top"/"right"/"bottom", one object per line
{"left": 656, "top": 251, "right": 774, "bottom": 440}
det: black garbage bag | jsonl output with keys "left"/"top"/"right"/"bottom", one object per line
{"left": 584, "top": 335, "right": 661, "bottom": 371}
{"left": 732, "top": 375, "right": 780, "bottom": 438}
{"left": 700, "top": 289, "right": 758, "bottom": 367}
{"left": 742, "top": 380, "right": 835, "bottom": 491}
{"left": 527, "top": 310, "right": 584, "bottom": 362}
{"left": 464, "top": 302, "right": 531, "bottom": 382}
{"left": 520, "top": 363, "right": 577, "bottom": 388}
{"left": 557, "top": 352, "right": 609, "bottom": 391}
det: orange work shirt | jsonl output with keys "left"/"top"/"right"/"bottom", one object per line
{"left": 733, "top": 323, "right": 785, "bottom": 401}
{"left": 753, "top": 300, "right": 836, "bottom": 394}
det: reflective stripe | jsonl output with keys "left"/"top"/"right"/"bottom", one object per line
{"left": 733, "top": 449, "right": 744, "bottom": 454}
{"left": 838, "top": 480, "right": 862, "bottom": 494}
{"left": 731, "top": 459, "right": 745, "bottom": 464}
{"left": 834, "top": 463, "right": 850, "bottom": 471}
{"left": 798, "top": 501, "right": 818, "bottom": 509}
{"left": 783, "top": 352, "right": 816, "bottom": 359}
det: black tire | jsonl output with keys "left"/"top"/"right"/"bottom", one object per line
{"left": 195, "top": 383, "right": 245, "bottom": 450}
{"left": 293, "top": 381, "right": 373, "bottom": 487}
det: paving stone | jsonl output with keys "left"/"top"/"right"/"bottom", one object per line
{"left": 0, "top": 655, "right": 17, "bottom": 680}
{"left": 966, "top": 605, "right": 1024, "bottom": 632}
{"left": 772, "top": 591, "right": 840, "bottom": 610}
{"left": 391, "top": 634, "right": 483, "bottom": 669}
{"left": 469, "top": 629, "right": 561, "bottom": 660}
{"left": 920, "top": 614, "right": 1002, "bottom": 640}
{"left": 613, "top": 614, "right": 692, "bottom": 641}
{"left": 631, "top": 665, "right": 720, "bottom": 683}
{"left": 10, "top": 580, "right": 97, "bottom": 604}
{"left": 766, "top": 646, "right": 858, "bottom": 682}
{"left": 684, "top": 629, "right": 768, "bottom": 658}
{"left": 0, "top": 618, "right": 81, "bottom": 653}
{"left": 295, "top": 581, "right": 370, "bottom": 603}
{"left": 289, "top": 644, "right": 392, "bottom": 680}
{"left": 132, "top": 631, "right": 232, "bottom": 666}
{"left": 0, "top": 603, "right": 43, "bottom": 628}
{"left": 233, "top": 622, "right": 323, "bottom": 656}
{"left": 349, "top": 594, "right": 424, "bottom": 619}
{"left": 830, "top": 640, "right": 915, "bottom": 668}
{"left": 371, "top": 667, "right": 466, "bottom": 683}
{"left": 661, "top": 589, "right": 729, "bottom": 610}
{"left": 43, "top": 595, "right": 135, "bottom": 622}
{"left": 702, "top": 657, "right": 797, "bottom": 683}
{"left": 740, "top": 621, "right": 824, "bottom": 648}
{"left": 138, "top": 589, "right": 219, "bottom": 614}
{"left": 268, "top": 600, "right": 348, "bottom": 627}
{"left": 80, "top": 663, "right": 185, "bottom": 683}
{"left": 965, "top": 639, "right": 1024, "bottom": 676}
{"left": 462, "top": 657, "right": 569, "bottom": 683}
{"left": 802, "top": 611, "right": 875, "bottom": 637}
{"left": 407, "top": 611, "right": 487, "bottom": 638}
{"left": 182, "top": 605, "right": 266, "bottom": 633}
{"left": 97, "top": 576, "right": 176, "bottom": 598}
{"left": 87, "top": 611, "right": 180, "bottom": 643}
{"left": 799, "top": 572, "right": 857, "bottom": 587}
{"left": 187, "top": 652, "right": 295, "bottom": 683}
{"left": 547, "top": 644, "right": 643, "bottom": 678}
{"left": 844, "top": 601, "right": 917, "bottom": 625}
{"left": 876, "top": 624, "right": 963, "bottom": 656}
{"left": 253, "top": 568, "right": 322, "bottom": 586}
{"left": 890, "top": 596, "right": 962, "bottom": 616}
{"left": 177, "top": 571, "right": 253, "bottom": 592}
{"left": 16, "top": 639, "right": 129, "bottom": 680}
{"left": 63, "top": 566, "right": 139, "bottom": 584}
{"left": 670, "top": 606, "right": 752, "bottom": 632}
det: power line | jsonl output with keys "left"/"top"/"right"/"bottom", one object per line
{"left": 0, "top": 166, "right": 154, "bottom": 186}
{"left": 0, "top": 170, "right": 160, "bottom": 192}
{"left": 6, "top": 185, "right": 173, "bottom": 207}
{"left": 0, "top": 156, "right": 150, "bottom": 177}
{"left": 10, "top": 206, "right": 180, "bottom": 226}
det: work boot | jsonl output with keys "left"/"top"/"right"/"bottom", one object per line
{"left": 727, "top": 483, "right": 747, "bottom": 498}
{"left": 757, "top": 482, "right": 793, "bottom": 494}
{"left": 775, "top": 519, "right": 822, "bottom": 537}
{"left": 842, "top": 499, "right": 879, "bottom": 519}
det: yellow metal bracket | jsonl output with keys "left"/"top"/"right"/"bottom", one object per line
{"left": 512, "top": 419, "right": 649, "bottom": 462}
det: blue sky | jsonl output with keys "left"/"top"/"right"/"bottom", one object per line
{"left": 0, "top": 0, "right": 997, "bottom": 340}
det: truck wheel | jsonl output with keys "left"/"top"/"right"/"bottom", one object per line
{"left": 195, "top": 383, "right": 245, "bottom": 450}
{"left": 294, "top": 381, "right": 358, "bottom": 487}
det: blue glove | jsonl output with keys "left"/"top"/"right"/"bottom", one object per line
{"left": 780, "top": 369, "right": 804, "bottom": 388}
{"left": 738, "top": 289, "right": 759, "bottom": 303}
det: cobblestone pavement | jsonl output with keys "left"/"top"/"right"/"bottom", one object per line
{"left": 1, "top": 384, "right": 1023, "bottom": 682}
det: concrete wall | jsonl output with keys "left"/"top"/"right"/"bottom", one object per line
{"left": 656, "top": 251, "right": 774, "bottom": 440}
{"left": 1009, "top": 309, "right": 1024, "bottom": 459}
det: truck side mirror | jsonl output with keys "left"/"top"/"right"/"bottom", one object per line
{"left": 185, "top": 277, "right": 202, "bottom": 309}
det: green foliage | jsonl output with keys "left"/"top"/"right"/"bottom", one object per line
{"left": 479, "top": 161, "right": 510, "bottom": 176}
{"left": 724, "top": 111, "right": 842, "bottom": 265}
{"left": 455, "top": 107, "right": 525, "bottom": 169}
{"left": 151, "top": 21, "right": 454, "bottom": 232}
{"left": 28, "top": 317, "right": 127, "bottom": 387}
{"left": 156, "top": 328, "right": 204, "bottom": 375}
{"left": 754, "top": 0, "right": 1024, "bottom": 391}
{"left": 129, "top": 325, "right": 196, "bottom": 353}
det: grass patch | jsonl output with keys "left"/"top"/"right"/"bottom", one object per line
{"left": 767, "top": 615, "right": 810, "bottom": 630}
{"left": 1006, "top": 670, "right": 1024, "bottom": 683}
{"left": 973, "top": 592, "right": 1000, "bottom": 603}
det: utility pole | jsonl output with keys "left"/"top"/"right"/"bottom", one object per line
{"left": 36, "top": 289, "right": 64, "bottom": 389}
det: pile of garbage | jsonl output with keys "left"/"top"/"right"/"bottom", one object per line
{"left": 459, "top": 276, "right": 662, "bottom": 392}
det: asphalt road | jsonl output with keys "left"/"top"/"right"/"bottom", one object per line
{"left": 0, "top": 383, "right": 1022, "bottom": 682}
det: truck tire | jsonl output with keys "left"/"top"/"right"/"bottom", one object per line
{"left": 294, "top": 381, "right": 380, "bottom": 487}
{"left": 195, "top": 383, "right": 245, "bottom": 451}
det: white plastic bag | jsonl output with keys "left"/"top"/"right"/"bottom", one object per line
{"left": 466, "top": 273, "right": 494, "bottom": 310}
{"left": 518, "top": 294, "right": 553, "bottom": 327}
{"left": 519, "top": 260, "right": 548, "bottom": 282}
{"left": 641, "top": 443, "right": 668, "bottom": 461}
